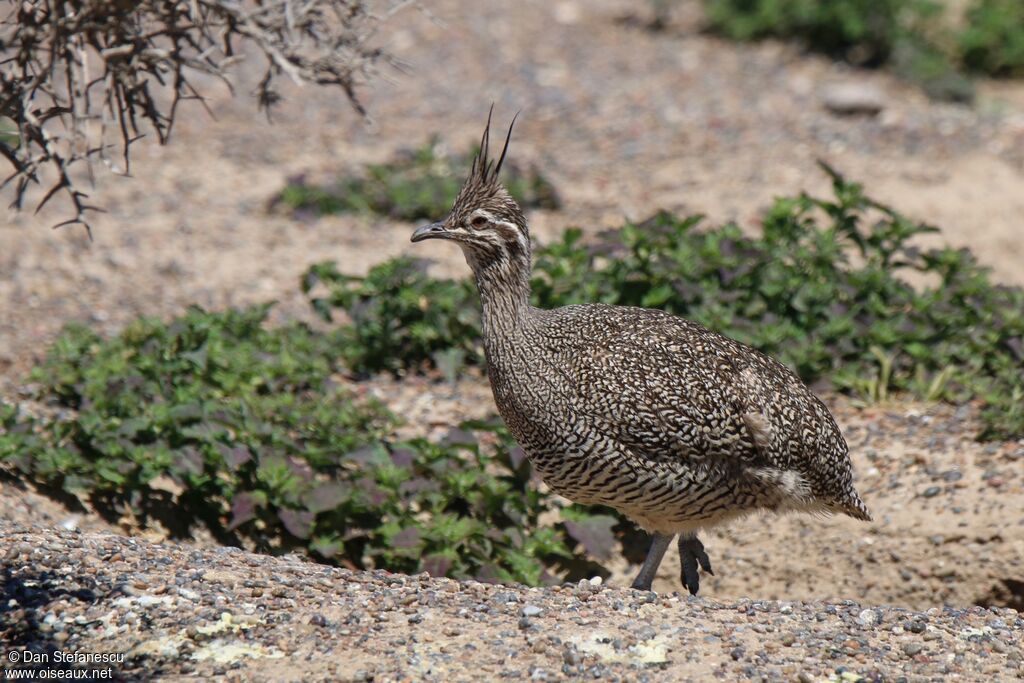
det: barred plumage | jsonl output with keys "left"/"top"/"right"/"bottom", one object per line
{"left": 412, "top": 110, "right": 870, "bottom": 594}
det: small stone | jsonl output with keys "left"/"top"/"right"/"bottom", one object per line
{"left": 822, "top": 82, "right": 886, "bottom": 115}
{"left": 518, "top": 616, "right": 533, "bottom": 630}
{"left": 905, "top": 620, "right": 926, "bottom": 634}
{"left": 858, "top": 609, "right": 879, "bottom": 626}
{"left": 902, "top": 642, "right": 924, "bottom": 656}
{"left": 637, "top": 625, "right": 657, "bottom": 641}
{"left": 522, "top": 605, "right": 543, "bottom": 618}
{"left": 177, "top": 588, "right": 199, "bottom": 602}
{"left": 922, "top": 486, "right": 942, "bottom": 498}
{"left": 781, "top": 633, "right": 796, "bottom": 647}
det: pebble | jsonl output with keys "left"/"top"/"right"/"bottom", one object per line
{"left": 858, "top": 609, "right": 879, "bottom": 626}
{"left": 903, "top": 642, "right": 925, "bottom": 656}
{"left": 822, "top": 83, "right": 886, "bottom": 115}
{"left": 905, "top": 620, "right": 926, "bottom": 634}
{"left": 522, "top": 605, "right": 543, "bottom": 618}
{"left": 922, "top": 486, "right": 942, "bottom": 498}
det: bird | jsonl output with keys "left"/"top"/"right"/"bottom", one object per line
{"left": 410, "top": 110, "right": 871, "bottom": 595}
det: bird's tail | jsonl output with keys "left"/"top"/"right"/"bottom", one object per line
{"left": 837, "top": 491, "right": 872, "bottom": 522}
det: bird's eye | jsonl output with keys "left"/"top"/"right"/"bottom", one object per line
{"left": 470, "top": 215, "right": 488, "bottom": 229}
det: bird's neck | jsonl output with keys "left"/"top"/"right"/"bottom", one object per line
{"left": 467, "top": 246, "right": 532, "bottom": 338}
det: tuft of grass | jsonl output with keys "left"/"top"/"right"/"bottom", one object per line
{"left": 0, "top": 306, "right": 613, "bottom": 584}
{"left": 306, "top": 164, "right": 1024, "bottom": 440}
{"left": 275, "top": 137, "right": 559, "bottom": 222}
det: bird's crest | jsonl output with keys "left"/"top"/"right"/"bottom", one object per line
{"left": 471, "top": 105, "right": 518, "bottom": 186}
{"left": 450, "top": 107, "right": 521, "bottom": 222}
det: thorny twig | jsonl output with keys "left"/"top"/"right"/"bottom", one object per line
{"left": 0, "top": 0, "right": 401, "bottom": 233}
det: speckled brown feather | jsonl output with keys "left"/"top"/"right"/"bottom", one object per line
{"left": 415, "top": 114, "right": 871, "bottom": 539}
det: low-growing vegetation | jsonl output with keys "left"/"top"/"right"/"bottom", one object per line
{"left": 958, "top": 0, "right": 1024, "bottom": 77}
{"left": 3, "top": 167, "right": 1022, "bottom": 589}
{"left": 0, "top": 306, "right": 615, "bottom": 585}
{"left": 306, "top": 164, "right": 1024, "bottom": 440}
{"left": 699, "top": 0, "right": 1024, "bottom": 100}
{"left": 274, "top": 137, "right": 559, "bottom": 222}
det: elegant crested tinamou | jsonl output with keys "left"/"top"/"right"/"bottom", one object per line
{"left": 410, "top": 111, "right": 870, "bottom": 594}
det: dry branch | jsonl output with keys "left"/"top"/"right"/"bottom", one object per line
{"left": 0, "top": 0, "right": 399, "bottom": 232}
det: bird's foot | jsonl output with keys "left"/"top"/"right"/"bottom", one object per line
{"left": 678, "top": 535, "right": 713, "bottom": 596}
{"left": 630, "top": 533, "right": 674, "bottom": 592}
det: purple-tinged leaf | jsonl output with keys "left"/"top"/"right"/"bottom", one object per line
{"left": 421, "top": 554, "right": 452, "bottom": 578}
{"left": 390, "top": 448, "right": 416, "bottom": 468}
{"left": 398, "top": 478, "right": 440, "bottom": 497}
{"left": 442, "top": 427, "right": 475, "bottom": 445}
{"left": 304, "top": 482, "right": 350, "bottom": 514}
{"left": 355, "top": 478, "right": 388, "bottom": 506}
{"left": 392, "top": 527, "right": 422, "bottom": 550}
{"left": 1006, "top": 337, "right": 1023, "bottom": 362}
{"left": 286, "top": 456, "right": 315, "bottom": 482}
{"left": 564, "top": 514, "right": 617, "bottom": 561}
{"left": 279, "top": 509, "right": 315, "bottom": 540}
{"left": 509, "top": 446, "right": 527, "bottom": 469}
{"left": 475, "top": 563, "right": 502, "bottom": 584}
{"left": 173, "top": 446, "right": 203, "bottom": 478}
{"left": 346, "top": 445, "right": 384, "bottom": 466}
{"left": 217, "top": 443, "right": 252, "bottom": 471}
{"left": 228, "top": 493, "right": 261, "bottom": 530}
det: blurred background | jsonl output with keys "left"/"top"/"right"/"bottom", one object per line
{"left": 1, "top": 0, "right": 1023, "bottom": 611}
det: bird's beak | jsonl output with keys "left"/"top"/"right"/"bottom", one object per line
{"left": 411, "top": 221, "right": 447, "bottom": 243}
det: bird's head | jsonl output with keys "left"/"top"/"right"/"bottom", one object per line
{"left": 410, "top": 110, "right": 530, "bottom": 273}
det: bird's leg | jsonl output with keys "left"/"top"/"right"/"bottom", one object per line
{"left": 678, "top": 533, "right": 713, "bottom": 596}
{"left": 630, "top": 533, "right": 674, "bottom": 591}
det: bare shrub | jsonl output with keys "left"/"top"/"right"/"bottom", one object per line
{"left": 0, "top": 0, "right": 405, "bottom": 231}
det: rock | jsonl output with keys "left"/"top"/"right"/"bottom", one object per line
{"left": 522, "top": 605, "right": 543, "bottom": 618}
{"left": 823, "top": 83, "right": 886, "bottom": 116}
{"left": 903, "top": 642, "right": 925, "bottom": 656}
{"left": 858, "top": 609, "right": 879, "bottom": 626}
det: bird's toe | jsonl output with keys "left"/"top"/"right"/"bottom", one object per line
{"left": 678, "top": 535, "right": 712, "bottom": 595}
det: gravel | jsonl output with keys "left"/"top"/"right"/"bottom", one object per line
{"left": 1, "top": 522, "right": 1020, "bottom": 681}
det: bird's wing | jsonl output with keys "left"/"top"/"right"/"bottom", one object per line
{"left": 539, "top": 311, "right": 776, "bottom": 466}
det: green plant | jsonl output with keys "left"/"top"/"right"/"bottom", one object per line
{"left": 702, "top": 0, "right": 939, "bottom": 65}
{"left": 275, "top": 137, "right": 559, "bottom": 222}
{"left": 0, "top": 305, "right": 615, "bottom": 584}
{"left": 700, "top": 0, "right": 1010, "bottom": 100}
{"left": 302, "top": 258, "right": 483, "bottom": 376}
{"left": 958, "top": 0, "right": 1024, "bottom": 77}
{"left": 307, "top": 164, "right": 1024, "bottom": 440}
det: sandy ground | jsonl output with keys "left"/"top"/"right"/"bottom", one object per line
{"left": 2, "top": 0, "right": 1024, "bottom": 679}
